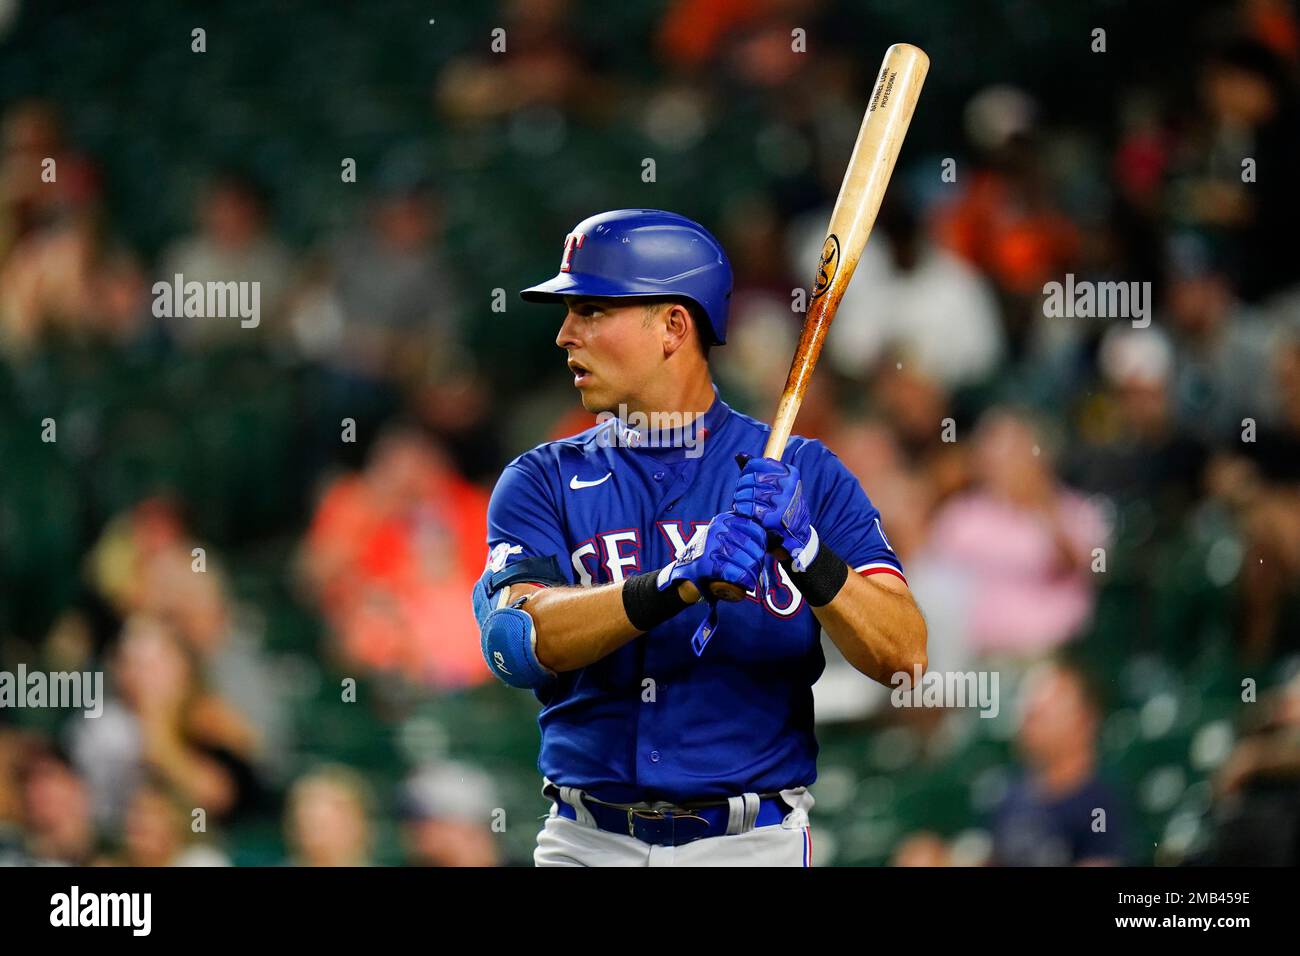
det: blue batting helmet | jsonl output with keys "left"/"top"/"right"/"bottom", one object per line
{"left": 519, "top": 209, "right": 733, "bottom": 345}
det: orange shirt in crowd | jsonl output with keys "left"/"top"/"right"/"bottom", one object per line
{"left": 306, "top": 468, "right": 490, "bottom": 689}
{"left": 932, "top": 171, "right": 1080, "bottom": 297}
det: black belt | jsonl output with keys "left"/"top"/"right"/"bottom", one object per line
{"left": 544, "top": 784, "right": 793, "bottom": 847}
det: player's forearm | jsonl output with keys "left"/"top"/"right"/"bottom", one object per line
{"left": 813, "top": 572, "right": 927, "bottom": 686}
{"left": 519, "top": 571, "right": 703, "bottom": 673}
{"left": 514, "top": 582, "right": 645, "bottom": 673}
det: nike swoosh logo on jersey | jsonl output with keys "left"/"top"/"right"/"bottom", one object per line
{"left": 569, "top": 472, "right": 612, "bottom": 490}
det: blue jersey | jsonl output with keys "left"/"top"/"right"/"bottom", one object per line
{"left": 482, "top": 394, "right": 904, "bottom": 803}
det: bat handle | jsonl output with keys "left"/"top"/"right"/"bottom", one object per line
{"left": 704, "top": 452, "right": 759, "bottom": 602}
{"left": 702, "top": 452, "right": 752, "bottom": 601}
{"left": 676, "top": 580, "right": 747, "bottom": 603}
{"left": 708, "top": 580, "right": 747, "bottom": 602}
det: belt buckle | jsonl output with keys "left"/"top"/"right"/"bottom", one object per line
{"left": 627, "top": 806, "right": 666, "bottom": 837}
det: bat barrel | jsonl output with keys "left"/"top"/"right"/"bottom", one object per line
{"left": 763, "top": 43, "right": 928, "bottom": 463}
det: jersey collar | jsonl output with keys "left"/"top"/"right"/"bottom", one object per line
{"left": 595, "top": 386, "right": 732, "bottom": 458}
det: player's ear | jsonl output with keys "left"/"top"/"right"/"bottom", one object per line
{"left": 660, "top": 302, "right": 692, "bottom": 358}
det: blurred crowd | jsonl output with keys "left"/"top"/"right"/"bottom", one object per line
{"left": 1, "top": 0, "right": 1299, "bottom": 866}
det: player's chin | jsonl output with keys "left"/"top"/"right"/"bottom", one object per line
{"left": 576, "top": 382, "right": 614, "bottom": 413}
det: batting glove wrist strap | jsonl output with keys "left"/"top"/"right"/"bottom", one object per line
{"left": 784, "top": 541, "right": 848, "bottom": 607}
{"left": 790, "top": 523, "right": 820, "bottom": 572}
{"left": 623, "top": 569, "right": 690, "bottom": 632}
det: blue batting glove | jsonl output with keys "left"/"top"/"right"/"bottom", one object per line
{"left": 657, "top": 510, "right": 768, "bottom": 596}
{"left": 732, "top": 457, "right": 820, "bottom": 572}
{"left": 658, "top": 511, "right": 768, "bottom": 656}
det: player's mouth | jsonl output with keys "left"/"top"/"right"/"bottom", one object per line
{"left": 567, "top": 359, "right": 593, "bottom": 388}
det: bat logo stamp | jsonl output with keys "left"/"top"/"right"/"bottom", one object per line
{"left": 811, "top": 234, "right": 840, "bottom": 298}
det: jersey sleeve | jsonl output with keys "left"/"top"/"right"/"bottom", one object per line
{"left": 484, "top": 457, "right": 575, "bottom": 586}
{"left": 798, "top": 442, "right": 905, "bottom": 583}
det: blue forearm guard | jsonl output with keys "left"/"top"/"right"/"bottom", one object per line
{"left": 481, "top": 599, "right": 553, "bottom": 688}
{"left": 471, "top": 555, "right": 564, "bottom": 689}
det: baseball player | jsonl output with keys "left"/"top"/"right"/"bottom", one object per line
{"left": 472, "top": 209, "right": 927, "bottom": 866}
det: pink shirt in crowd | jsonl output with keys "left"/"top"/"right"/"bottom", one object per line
{"left": 920, "top": 489, "right": 1108, "bottom": 657}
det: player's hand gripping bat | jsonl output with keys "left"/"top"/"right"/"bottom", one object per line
{"left": 680, "top": 42, "right": 929, "bottom": 606}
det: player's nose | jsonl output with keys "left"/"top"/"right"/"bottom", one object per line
{"left": 556, "top": 309, "right": 583, "bottom": 350}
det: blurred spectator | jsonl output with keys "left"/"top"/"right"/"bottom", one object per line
{"left": 0, "top": 183, "right": 148, "bottom": 355}
{"left": 792, "top": 198, "right": 1004, "bottom": 391}
{"left": 299, "top": 426, "right": 490, "bottom": 688}
{"left": 111, "top": 777, "right": 231, "bottom": 867}
{"left": 828, "top": 413, "right": 966, "bottom": 682}
{"left": 916, "top": 407, "right": 1107, "bottom": 658}
{"left": 1207, "top": 670, "right": 1300, "bottom": 863}
{"left": 85, "top": 497, "right": 188, "bottom": 620}
{"left": 868, "top": 362, "right": 967, "bottom": 506}
{"left": 1113, "top": 91, "right": 1172, "bottom": 223}
{"left": 0, "top": 99, "right": 98, "bottom": 263}
{"left": 0, "top": 99, "right": 146, "bottom": 352}
{"left": 941, "top": 149, "right": 1078, "bottom": 301}
{"left": 1066, "top": 325, "right": 1208, "bottom": 527}
{"left": 7, "top": 743, "right": 98, "bottom": 865}
{"left": 714, "top": 196, "right": 801, "bottom": 415}
{"left": 399, "top": 761, "right": 501, "bottom": 867}
{"left": 287, "top": 176, "right": 460, "bottom": 387}
{"left": 158, "top": 171, "right": 293, "bottom": 348}
{"left": 991, "top": 661, "right": 1130, "bottom": 865}
{"left": 657, "top": 0, "right": 780, "bottom": 75}
{"left": 1207, "top": 330, "right": 1300, "bottom": 659}
{"left": 408, "top": 362, "right": 504, "bottom": 485}
{"left": 1170, "top": 38, "right": 1300, "bottom": 303}
{"left": 1109, "top": 90, "right": 1172, "bottom": 292}
{"left": 84, "top": 498, "right": 290, "bottom": 770}
{"left": 1239, "top": 327, "right": 1300, "bottom": 484}
{"left": 436, "top": 0, "right": 612, "bottom": 124}
{"left": 284, "top": 765, "right": 373, "bottom": 867}
{"left": 829, "top": 416, "right": 933, "bottom": 564}
{"left": 657, "top": 0, "right": 833, "bottom": 99}
{"left": 69, "top": 614, "right": 262, "bottom": 830}
{"left": 1165, "top": 234, "right": 1282, "bottom": 441}
{"left": 932, "top": 89, "right": 1080, "bottom": 354}
{"left": 151, "top": 559, "right": 290, "bottom": 779}
{"left": 1242, "top": 0, "right": 1300, "bottom": 62}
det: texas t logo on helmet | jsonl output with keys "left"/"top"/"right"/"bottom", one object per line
{"left": 559, "top": 232, "right": 585, "bottom": 273}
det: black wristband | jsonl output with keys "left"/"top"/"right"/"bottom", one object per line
{"left": 622, "top": 569, "right": 690, "bottom": 632}
{"left": 784, "top": 542, "right": 849, "bottom": 607}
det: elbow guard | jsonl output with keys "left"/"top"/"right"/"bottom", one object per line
{"left": 471, "top": 554, "right": 564, "bottom": 689}
{"left": 481, "top": 600, "right": 554, "bottom": 689}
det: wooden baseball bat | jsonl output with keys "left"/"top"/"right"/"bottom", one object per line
{"left": 699, "top": 42, "right": 929, "bottom": 604}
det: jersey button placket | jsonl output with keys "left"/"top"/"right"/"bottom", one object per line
{"left": 658, "top": 459, "right": 698, "bottom": 516}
